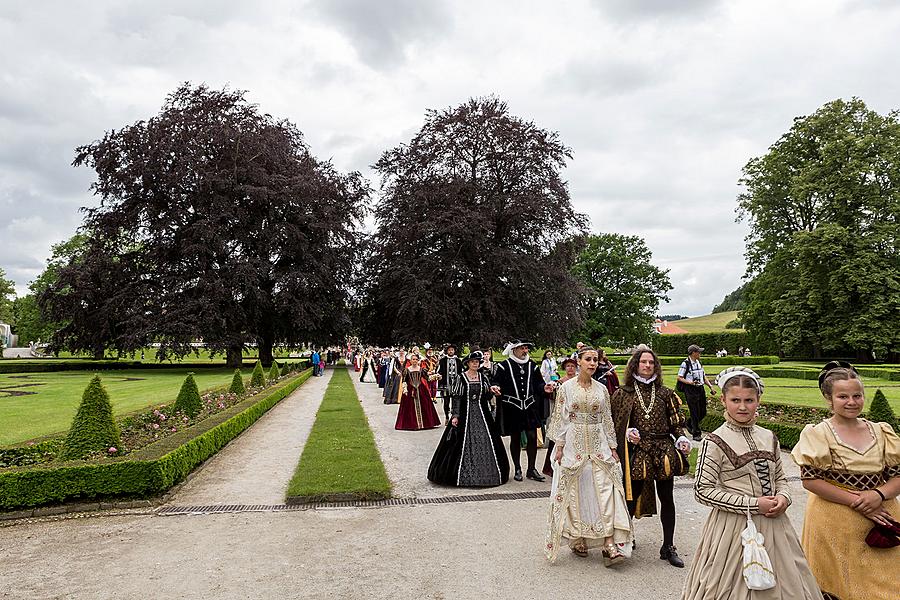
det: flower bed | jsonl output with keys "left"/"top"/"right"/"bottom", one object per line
{"left": 0, "top": 368, "right": 312, "bottom": 511}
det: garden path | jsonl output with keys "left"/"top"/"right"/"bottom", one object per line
{"left": 168, "top": 368, "right": 334, "bottom": 505}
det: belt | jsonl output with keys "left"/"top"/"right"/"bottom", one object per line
{"left": 644, "top": 433, "right": 672, "bottom": 440}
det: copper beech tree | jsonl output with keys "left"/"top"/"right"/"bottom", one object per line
{"left": 359, "top": 97, "right": 588, "bottom": 347}
{"left": 44, "top": 83, "right": 366, "bottom": 366}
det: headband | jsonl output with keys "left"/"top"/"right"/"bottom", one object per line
{"left": 817, "top": 360, "right": 857, "bottom": 390}
{"left": 715, "top": 366, "right": 764, "bottom": 395}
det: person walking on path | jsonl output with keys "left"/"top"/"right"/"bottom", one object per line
{"left": 395, "top": 352, "right": 441, "bottom": 430}
{"left": 545, "top": 347, "right": 633, "bottom": 565}
{"left": 428, "top": 351, "right": 509, "bottom": 487}
{"left": 676, "top": 344, "right": 717, "bottom": 441}
{"left": 383, "top": 349, "right": 407, "bottom": 405}
{"left": 790, "top": 361, "right": 900, "bottom": 600}
{"left": 437, "top": 344, "right": 464, "bottom": 421}
{"left": 611, "top": 345, "right": 692, "bottom": 568}
{"left": 311, "top": 349, "right": 322, "bottom": 376}
{"left": 682, "top": 366, "right": 823, "bottom": 599}
{"left": 542, "top": 357, "right": 578, "bottom": 477}
{"left": 540, "top": 350, "right": 558, "bottom": 385}
{"left": 492, "top": 340, "right": 551, "bottom": 483}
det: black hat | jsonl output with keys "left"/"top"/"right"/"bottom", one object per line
{"left": 443, "top": 343, "right": 458, "bottom": 351}
{"left": 462, "top": 351, "right": 484, "bottom": 366}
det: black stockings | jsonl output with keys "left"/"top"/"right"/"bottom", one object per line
{"left": 628, "top": 478, "right": 676, "bottom": 547}
{"left": 509, "top": 429, "right": 537, "bottom": 472}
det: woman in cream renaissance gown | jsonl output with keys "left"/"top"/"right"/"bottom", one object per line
{"left": 545, "top": 347, "right": 633, "bottom": 565}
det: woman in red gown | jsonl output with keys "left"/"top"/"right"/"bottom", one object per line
{"left": 395, "top": 353, "right": 442, "bottom": 431}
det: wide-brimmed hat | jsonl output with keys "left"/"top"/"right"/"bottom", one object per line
{"left": 462, "top": 351, "right": 484, "bottom": 366}
{"left": 560, "top": 357, "right": 577, "bottom": 369}
{"left": 502, "top": 340, "right": 534, "bottom": 356}
{"left": 443, "top": 343, "right": 458, "bottom": 351}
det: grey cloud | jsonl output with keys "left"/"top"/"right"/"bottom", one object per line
{"left": 592, "top": 0, "right": 720, "bottom": 22}
{"left": 550, "top": 57, "right": 661, "bottom": 98}
{"left": 312, "top": 0, "right": 453, "bottom": 68}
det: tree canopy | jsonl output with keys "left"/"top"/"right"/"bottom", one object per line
{"left": 0, "top": 268, "right": 14, "bottom": 326}
{"left": 359, "top": 97, "right": 588, "bottom": 347}
{"left": 572, "top": 233, "right": 672, "bottom": 347}
{"left": 738, "top": 98, "right": 900, "bottom": 359}
{"left": 44, "top": 83, "right": 366, "bottom": 365}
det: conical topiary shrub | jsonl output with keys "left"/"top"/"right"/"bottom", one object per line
{"left": 868, "top": 389, "right": 899, "bottom": 430}
{"left": 229, "top": 369, "right": 245, "bottom": 395}
{"left": 60, "top": 375, "right": 121, "bottom": 460}
{"left": 280, "top": 361, "right": 290, "bottom": 377}
{"left": 269, "top": 362, "right": 280, "bottom": 381}
{"left": 174, "top": 373, "right": 202, "bottom": 418}
{"left": 250, "top": 360, "right": 266, "bottom": 387}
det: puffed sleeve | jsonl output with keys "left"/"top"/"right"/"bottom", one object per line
{"left": 879, "top": 422, "right": 900, "bottom": 479}
{"left": 790, "top": 423, "right": 833, "bottom": 479}
{"left": 554, "top": 384, "right": 572, "bottom": 446}
{"left": 600, "top": 386, "right": 617, "bottom": 449}
{"left": 694, "top": 438, "right": 760, "bottom": 514}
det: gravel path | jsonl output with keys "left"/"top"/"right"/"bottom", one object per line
{"left": 169, "top": 369, "right": 333, "bottom": 506}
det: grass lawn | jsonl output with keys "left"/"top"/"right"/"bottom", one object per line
{"left": 0, "top": 368, "right": 253, "bottom": 447}
{"left": 286, "top": 368, "right": 391, "bottom": 501}
{"left": 673, "top": 311, "right": 743, "bottom": 333}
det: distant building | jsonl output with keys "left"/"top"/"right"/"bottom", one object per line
{"left": 0, "top": 323, "right": 17, "bottom": 348}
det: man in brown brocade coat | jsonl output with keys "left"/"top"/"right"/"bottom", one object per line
{"left": 611, "top": 345, "right": 692, "bottom": 568}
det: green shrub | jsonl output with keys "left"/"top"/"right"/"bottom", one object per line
{"left": 0, "top": 369, "right": 313, "bottom": 510}
{"left": 59, "top": 375, "right": 121, "bottom": 461}
{"left": 867, "top": 389, "right": 899, "bottom": 430}
{"left": 269, "top": 362, "right": 280, "bottom": 381}
{"left": 608, "top": 355, "right": 779, "bottom": 366}
{"left": 250, "top": 361, "right": 265, "bottom": 387}
{"left": 651, "top": 332, "right": 778, "bottom": 356}
{"left": 724, "top": 318, "right": 743, "bottom": 329}
{"left": 280, "top": 362, "right": 290, "bottom": 377}
{"left": 172, "top": 373, "right": 202, "bottom": 418}
{"left": 228, "top": 369, "right": 245, "bottom": 395}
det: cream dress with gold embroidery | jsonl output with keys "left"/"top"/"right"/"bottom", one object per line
{"left": 791, "top": 419, "right": 900, "bottom": 600}
{"left": 545, "top": 378, "right": 633, "bottom": 561}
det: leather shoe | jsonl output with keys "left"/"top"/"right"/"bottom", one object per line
{"left": 660, "top": 545, "right": 684, "bottom": 568}
{"left": 526, "top": 468, "right": 546, "bottom": 482}
{"left": 513, "top": 469, "right": 523, "bottom": 482}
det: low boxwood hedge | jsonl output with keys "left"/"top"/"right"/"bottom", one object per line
{"left": 0, "top": 368, "right": 312, "bottom": 511}
{"left": 608, "top": 355, "right": 780, "bottom": 366}
{"left": 0, "top": 360, "right": 310, "bottom": 375}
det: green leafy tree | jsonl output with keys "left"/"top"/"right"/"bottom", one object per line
{"left": 738, "top": 98, "right": 900, "bottom": 359}
{"left": 174, "top": 373, "right": 202, "bottom": 418}
{"left": 868, "top": 389, "right": 899, "bottom": 430}
{"left": 60, "top": 375, "right": 121, "bottom": 460}
{"left": 0, "top": 268, "right": 14, "bottom": 326}
{"left": 712, "top": 283, "right": 749, "bottom": 314}
{"left": 250, "top": 361, "right": 265, "bottom": 387}
{"left": 229, "top": 369, "right": 246, "bottom": 395}
{"left": 572, "top": 233, "right": 672, "bottom": 347}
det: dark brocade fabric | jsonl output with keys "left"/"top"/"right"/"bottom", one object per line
{"left": 428, "top": 375, "right": 509, "bottom": 487}
{"left": 395, "top": 370, "right": 441, "bottom": 430}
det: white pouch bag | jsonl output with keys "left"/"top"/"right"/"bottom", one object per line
{"left": 741, "top": 506, "right": 776, "bottom": 590}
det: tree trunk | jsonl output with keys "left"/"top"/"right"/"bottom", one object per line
{"left": 226, "top": 345, "right": 243, "bottom": 369}
{"left": 258, "top": 338, "right": 274, "bottom": 368}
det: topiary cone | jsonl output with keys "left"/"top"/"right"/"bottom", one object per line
{"left": 174, "top": 373, "right": 202, "bottom": 418}
{"left": 868, "top": 389, "right": 899, "bottom": 430}
{"left": 269, "top": 362, "right": 280, "bottom": 381}
{"left": 60, "top": 375, "right": 121, "bottom": 461}
{"left": 280, "top": 362, "right": 290, "bottom": 377}
{"left": 229, "top": 369, "right": 245, "bottom": 395}
{"left": 250, "top": 361, "right": 265, "bottom": 387}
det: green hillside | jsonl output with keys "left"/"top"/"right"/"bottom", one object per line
{"left": 675, "top": 311, "right": 743, "bottom": 333}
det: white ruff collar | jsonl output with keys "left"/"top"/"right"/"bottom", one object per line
{"left": 633, "top": 374, "right": 657, "bottom": 384}
{"left": 508, "top": 354, "right": 530, "bottom": 365}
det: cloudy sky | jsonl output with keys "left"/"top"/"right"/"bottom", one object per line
{"left": 2, "top": 0, "right": 899, "bottom": 315}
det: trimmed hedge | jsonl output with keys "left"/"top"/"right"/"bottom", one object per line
{"left": 0, "top": 360, "right": 264, "bottom": 375}
{"left": 0, "top": 369, "right": 313, "bottom": 511}
{"left": 869, "top": 389, "right": 899, "bottom": 430}
{"left": 651, "top": 332, "right": 754, "bottom": 356}
{"left": 173, "top": 373, "right": 202, "bottom": 417}
{"left": 59, "top": 376, "right": 121, "bottom": 461}
{"left": 228, "top": 369, "right": 246, "bottom": 395}
{"left": 250, "top": 361, "right": 265, "bottom": 387}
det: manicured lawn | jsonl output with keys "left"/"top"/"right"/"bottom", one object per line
{"left": 0, "top": 368, "right": 253, "bottom": 446}
{"left": 673, "top": 311, "right": 743, "bottom": 333}
{"left": 286, "top": 368, "right": 391, "bottom": 501}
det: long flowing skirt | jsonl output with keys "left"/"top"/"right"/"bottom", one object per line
{"left": 395, "top": 385, "right": 440, "bottom": 430}
{"left": 545, "top": 457, "right": 633, "bottom": 562}
{"left": 360, "top": 361, "right": 377, "bottom": 383}
{"left": 682, "top": 508, "right": 824, "bottom": 599}
{"left": 428, "top": 397, "right": 509, "bottom": 487}
{"left": 383, "top": 374, "right": 401, "bottom": 404}
{"left": 799, "top": 494, "right": 899, "bottom": 600}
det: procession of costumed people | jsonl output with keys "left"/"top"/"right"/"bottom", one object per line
{"left": 347, "top": 340, "right": 899, "bottom": 597}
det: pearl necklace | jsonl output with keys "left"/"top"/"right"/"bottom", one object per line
{"left": 634, "top": 383, "right": 655, "bottom": 419}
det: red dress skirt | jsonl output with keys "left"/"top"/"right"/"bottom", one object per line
{"left": 395, "top": 370, "right": 441, "bottom": 430}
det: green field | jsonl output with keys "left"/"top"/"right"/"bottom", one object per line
{"left": 0, "top": 368, "right": 253, "bottom": 446}
{"left": 673, "top": 311, "right": 743, "bottom": 333}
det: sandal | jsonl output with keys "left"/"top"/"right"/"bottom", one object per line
{"left": 602, "top": 543, "right": 625, "bottom": 567}
{"left": 572, "top": 542, "right": 588, "bottom": 558}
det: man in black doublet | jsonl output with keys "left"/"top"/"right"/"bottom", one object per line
{"left": 491, "top": 340, "right": 549, "bottom": 482}
{"left": 437, "top": 344, "right": 464, "bottom": 421}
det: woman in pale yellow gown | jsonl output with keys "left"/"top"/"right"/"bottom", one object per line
{"left": 791, "top": 362, "right": 900, "bottom": 600}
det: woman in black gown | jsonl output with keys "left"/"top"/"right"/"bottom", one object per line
{"left": 428, "top": 351, "right": 510, "bottom": 487}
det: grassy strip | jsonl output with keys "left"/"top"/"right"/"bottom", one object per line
{"left": 0, "top": 369, "right": 312, "bottom": 511}
{"left": 286, "top": 368, "right": 391, "bottom": 502}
